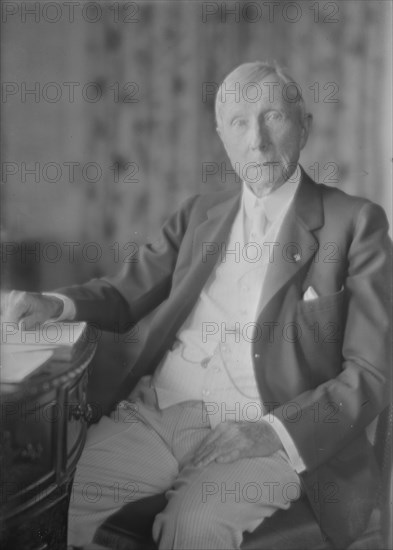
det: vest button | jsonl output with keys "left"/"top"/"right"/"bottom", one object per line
{"left": 254, "top": 353, "right": 261, "bottom": 359}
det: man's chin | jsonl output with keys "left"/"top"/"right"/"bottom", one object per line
{"left": 245, "top": 179, "right": 284, "bottom": 197}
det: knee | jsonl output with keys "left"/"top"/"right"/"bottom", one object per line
{"left": 153, "top": 495, "right": 220, "bottom": 542}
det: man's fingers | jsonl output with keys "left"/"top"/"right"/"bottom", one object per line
{"left": 3, "top": 294, "right": 29, "bottom": 324}
{"left": 193, "top": 442, "right": 218, "bottom": 466}
{"left": 19, "top": 314, "right": 42, "bottom": 331}
{"left": 194, "top": 438, "right": 241, "bottom": 467}
{"left": 193, "top": 432, "right": 237, "bottom": 466}
{"left": 193, "top": 432, "right": 222, "bottom": 464}
{"left": 1, "top": 291, "right": 58, "bottom": 328}
{"left": 216, "top": 449, "right": 241, "bottom": 463}
{"left": 194, "top": 446, "right": 221, "bottom": 467}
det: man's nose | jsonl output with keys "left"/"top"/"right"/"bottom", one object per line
{"left": 249, "top": 121, "right": 270, "bottom": 151}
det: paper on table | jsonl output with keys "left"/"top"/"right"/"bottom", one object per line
{"left": 0, "top": 348, "right": 53, "bottom": 383}
{"left": 1, "top": 321, "right": 87, "bottom": 350}
{"left": 0, "top": 322, "right": 87, "bottom": 382}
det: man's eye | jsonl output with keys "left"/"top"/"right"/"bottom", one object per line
{"left": 231, "top": 118, "right": 247, "bottom": 128}
{"left": 265, "top": 112, "right": 283, "bottom": 123}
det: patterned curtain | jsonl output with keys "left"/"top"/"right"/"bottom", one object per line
{"left": 2, "top": 0, "right": 391, "bottom": 285}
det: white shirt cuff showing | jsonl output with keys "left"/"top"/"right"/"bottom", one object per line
{"left": 42, "top": 293, "right": 77, "bottom": 322}
{"left": 262, "top": 414, "right": 306, "bottom": 474}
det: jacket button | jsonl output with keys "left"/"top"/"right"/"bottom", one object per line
{"left": 254, "top": 353, "right": 260, "bottom": 359}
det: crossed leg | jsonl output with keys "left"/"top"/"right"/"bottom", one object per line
{"left": 68, "top": 377, "right": 300, "bottom": 549}
{"left": 153, "top": 451, "right": 300, "bottom": 550}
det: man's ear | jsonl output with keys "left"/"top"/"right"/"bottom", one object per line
{"left": 300, "top": 113, "right": 313, "bottom": 150}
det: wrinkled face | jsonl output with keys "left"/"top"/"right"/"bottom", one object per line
{"left": 217, "top": 75, "right": 311, "bottom": 197}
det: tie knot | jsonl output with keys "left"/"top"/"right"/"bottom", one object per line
{"left": 255, "top": 197, "right": 269, "bottom": 217}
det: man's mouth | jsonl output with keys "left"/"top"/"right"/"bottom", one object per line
{"left": 250, "top": 161, "right": 276, "bottom": 166}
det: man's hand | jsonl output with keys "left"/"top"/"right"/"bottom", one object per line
{"left": 1, "top": 290, "right": 64, "bottom": 329}
{"left": 192, "top": 420, "right": 284, "bottom": 468}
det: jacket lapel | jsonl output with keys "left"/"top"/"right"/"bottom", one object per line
{"left": 257, "top": 169, "right": 324, "bottom": 315}
{"left": 127, "top": 190, "right": 241, "bottom": 382}
{"left": 191, "top": 191, "right": 241, "bottom": 267}
{"left": 166, "top": 190, "right": 241, "bottom": 330}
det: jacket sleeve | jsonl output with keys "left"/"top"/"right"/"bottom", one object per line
{"left": 273, "top": 201, "right": 392, "bottom": 471}
{"left": 56, "top": 195, "right": 198, "bottom": 332}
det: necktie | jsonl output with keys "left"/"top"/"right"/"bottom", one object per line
{"left": 249, "top": 201, "right": 269, "bottom": 242}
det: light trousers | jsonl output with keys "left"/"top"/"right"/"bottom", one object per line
{"left": 68, "top": 376, "right": 301, "bottom": 549}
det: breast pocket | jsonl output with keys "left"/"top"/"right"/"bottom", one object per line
{"left": 299, "top": 287, "right": 345, "bottom": 314}
{"left": 296, "top": 288, "right": 346, "bottom": 382}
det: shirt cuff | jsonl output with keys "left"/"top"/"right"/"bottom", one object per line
{"left": 41, "top": 293, "right": 77, "bottom": 322}
{"left": 262, "top": 414, "right": 306, "bottom": 474}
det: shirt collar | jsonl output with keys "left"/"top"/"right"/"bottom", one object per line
{"left": 242, "top": 165, "right": 301, "bottom": 224}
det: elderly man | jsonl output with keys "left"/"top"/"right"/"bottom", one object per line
{"left": 6, "top": 62, "right": 391, "bottom": 549}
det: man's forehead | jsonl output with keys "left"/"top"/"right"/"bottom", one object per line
{"left": 218, "top": 76, "right": 293, "bottom": 115}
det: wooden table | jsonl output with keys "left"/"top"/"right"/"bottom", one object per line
{"left": 1, "top": 339, "right": 97, "bottom": 550}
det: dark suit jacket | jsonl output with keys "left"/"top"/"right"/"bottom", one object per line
{"left": 59, "top": 169, "right": 392, "bottom": 548}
